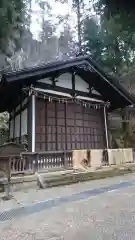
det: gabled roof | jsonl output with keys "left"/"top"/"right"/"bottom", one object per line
{"left": 0, "top": 55, "right": 135, "bottom": 112}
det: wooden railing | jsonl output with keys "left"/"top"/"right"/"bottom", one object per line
{"left": 0, "top": 149, "right": 109, "bottom": 175}
{"left": 9, "top": 150, "right": 73, "bottom": 174}
{"left": 10, "top": 155, "right": 31, "bottom": 174}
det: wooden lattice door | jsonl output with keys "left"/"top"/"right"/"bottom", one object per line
{"left": 35, "top": 98, "right": 105, "bottom": 151}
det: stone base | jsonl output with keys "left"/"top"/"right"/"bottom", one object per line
{"left": 90, "top": 149, "right": 103, "bottom": 170}
{"left": 108, "top": 148, "right": 133, "bottom": 165}
{"left": 72, "top": 150, "right": 89, "bottom": 170}
{"left": 35, "top": 172, "right": 46, "bottom": 189}
{"left": 72, "top": 149, "right": 103, "bottom": 171}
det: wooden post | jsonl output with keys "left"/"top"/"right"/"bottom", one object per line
{"left": 103, "top": 104, "right": 109, "bottom": 149}
{"left": 55, "top": 100, "right": 58, "bottom": 150}
{"left": 3, "top": 156, "right": 12, "bottom": 200}
{"left": 19, "top": 91, "right": 22, "bottom": 144}
{"left": 13, "top": 110, "right": 15, "bottom": 141}
{"left": 64, "top": 102, "right": 67, "bottom": 167}
{"left": 8, "top": 113, "right": 11, "bottom": 142}
{"left": 34, "top": 152, "right": 38, "bottom": 173}
{"left": 32, "top": 93, "right": 36, "bottom": 152}
{"left": 103, "top": 104, "right": 110, "bottom": 165}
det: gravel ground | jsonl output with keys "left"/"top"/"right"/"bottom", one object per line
{"left": 0, "top": 174, "right": 135, "bottom": 239}
{"left": 1, "top": 173, "right": 135, "bottom": 212}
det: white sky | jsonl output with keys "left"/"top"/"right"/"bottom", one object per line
{"left": 31, "top": 0, "right": 95, "bottom": 39}
{"left": 31, "top": 0, "right": 76, "bottom": 39}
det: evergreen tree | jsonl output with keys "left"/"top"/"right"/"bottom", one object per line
{"left": 0, "top": 0, "right": 26, "bottom": 56}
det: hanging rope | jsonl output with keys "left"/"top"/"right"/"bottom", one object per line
{"left": 22, "top": 85, "right": 110, "bottom": 109}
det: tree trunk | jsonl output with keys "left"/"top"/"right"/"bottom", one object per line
{"left": 76, "top": 0, "right": 82, "bottom": 54}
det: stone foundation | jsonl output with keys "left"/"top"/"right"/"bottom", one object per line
{"left": 108, "top": 148, "right": 133, "bottom": 165}
{"left": 90, "top": 149, "right": 103, "bottom": 170}
{"left": 72, "top": 150, "right": 89, "bottom": 170}
{"left": 72, "top": 149, "right": 103, "bottom": 170}
{"left": 122, "top": 148, "right": 133, "bottom": 164}
{"left": 72, "top": 148, "right": 134, "bottom": 170}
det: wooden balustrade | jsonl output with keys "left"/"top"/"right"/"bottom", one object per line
{"left": 21, "top": 150, "right": 73, "bottom": 172}
{"left": 10, "top": 156, "right": 25, "bottom": 173}
{"left": 4, "top": 150, "right": 73, "bottom": 174}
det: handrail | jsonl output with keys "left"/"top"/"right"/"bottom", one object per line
{"left": 0, "top": 150, "right": 72, "bottom": 174}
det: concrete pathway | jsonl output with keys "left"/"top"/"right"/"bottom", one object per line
{"left": 0, "top": 173, "right": 135, "bottom": 239}
{"left": 0, "top": 173, "right": 135, "bottom": 213}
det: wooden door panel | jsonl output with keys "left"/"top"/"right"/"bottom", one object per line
{"left": 35, "top": 98, "right": 105, "bottom": 151}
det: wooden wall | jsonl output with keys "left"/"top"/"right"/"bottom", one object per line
{"left": 9, "top": 98, "right": 28, "bottom": 144}
{"left": 35, "top": 98, "right": 105, "bottom": 152}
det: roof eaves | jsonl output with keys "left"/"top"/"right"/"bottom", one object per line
{"left": 86, "top": 56, "right": 135, "bottom": 105}
{"left": 1, "top": 54, "right": 134, "bottom": 106}
{"left": 2, "top": 56, "right": 88, "bottom": 83}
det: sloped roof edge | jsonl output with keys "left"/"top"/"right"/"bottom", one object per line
{"left": 1, "top": 55, "right": 135, "bottom": 108}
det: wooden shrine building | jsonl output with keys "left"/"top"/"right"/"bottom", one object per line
{"left": 0, "top": 55, "right": 135, "bottom": 152}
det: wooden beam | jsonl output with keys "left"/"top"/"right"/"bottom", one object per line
{"left": 36, "top": 82, "right": 103, "bottom": 101}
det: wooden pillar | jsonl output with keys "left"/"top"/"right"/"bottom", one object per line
{"left": 45, "top": 99, "right": 48, "bottom": 151}
{"left": 103, "top": 104, "right": 111, "bottom": 149}
{"left": 71, "top": 71, "right": 76, "bottom": 149}
{"left": 64, "top": 101, "right": 67, "bottom": 151}
{"left": 82, "top": 104, "right": 85, "bottom": 149}
{"left": 27, "top": 91, "right": 36, "bottom": 152}
{"left": 31, "top": 93, "right": 36, "bottom": 152}
{"left": 13, "top": 110, "right": 15, "bottom": 141}
{"left": 19, "top": 91, "right": 22, "bottom": 144}
{"left": 8, "top": 113, "right": 11, "bottom": 142}
{"left": 106, "top": 110, "right": 112, "bottom": 149}
{"left": 55, "top": 100, "right": 58, "bottom": 150}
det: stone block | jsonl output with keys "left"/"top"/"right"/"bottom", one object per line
{"left": 116, "top": 149, "right": 123, "bottom": 165}
{"left": 35, "top": 172, "right": 46, "bottom": 189}
{"left": 123, "top": 148, "right": 133, "bottom": 163}
{"left": 108, "top": 149, "right": 123, "bottom": 165}
{"left": 107, "top": 149, "right": 116, "bottom": 165}
{"left": 72, "top": 150, "right": 88, "bottom": 170}
{"left": 90, "top": 149, "right": 103, "bottom": 170}
{"left": 108, "top": 148, "right": 133, "bottom": 165}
